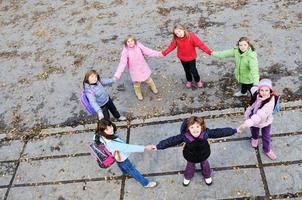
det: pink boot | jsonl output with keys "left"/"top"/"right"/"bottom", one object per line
{"left": 196, "top": 80, "right": 204, "bottom": 88}
{"left": 185, "top": 81, "right": 192, "bottom": 89}
{"left": 251, "top": 138, "right": 258, "bottom": 148}
{"left": 265, "top": 150, "right": 277, "bottom": 160}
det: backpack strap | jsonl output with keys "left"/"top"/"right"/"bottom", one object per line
{"left": 184, "top": 132, "right": 195, "bottom": 142}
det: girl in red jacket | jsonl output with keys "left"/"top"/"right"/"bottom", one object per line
{"left": 162, "top": 24, "right": 212, "bottom": 89}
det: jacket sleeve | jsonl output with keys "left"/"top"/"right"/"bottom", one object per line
{"left": 100, "top": 78, "right": 114, "bottom": 86}
{"left": 156, "top": 134, "right": 185, "bottom": 150}
{"left": 191, "top": 33, "right": 212, "bottom": 55}
{"left": 86, "top": 91, "right": 101, "bottom": 113}
{"left": 244, "top": 97, "right": 275, "bottom": 127}
{"left": 114, "top": 47, "right": 128, "bottom": 80}
{"left": 206, "top": 128, "right": 237, "bottom": 139}
{"left": 212, "top": 48, "right": 235, "bottom": 59}
{"left": 108, "top": 140, "right": 145, "bottom": 153}
{"left": 138, "top": 42, "right": 162, "bottom": 57}
{"left": 248, "top": 51, "right": 259, "bottom": 84}
{"left": 162, "top": 40, "right": 176, "bottom": 56}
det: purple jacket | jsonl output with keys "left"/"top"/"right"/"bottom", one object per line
{"left": 114, "top": 42, "right": 162, "bottom": 82}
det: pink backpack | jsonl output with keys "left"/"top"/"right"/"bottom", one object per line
{"left": 80, "top": 89, "right": 97, "bottom": 114}
{"left": 89, "top": 142, "right": 115, "bottom": 168}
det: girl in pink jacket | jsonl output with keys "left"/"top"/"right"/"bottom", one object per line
{"left": 239, "top": 79, "right": 278, "bottom": 160}
{"left": 113, "top": 35, "right": 163, "bottom": 100}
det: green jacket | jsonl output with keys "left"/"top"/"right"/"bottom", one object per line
{"left": 212, "top": 47, "right": 259, "bottom": 84}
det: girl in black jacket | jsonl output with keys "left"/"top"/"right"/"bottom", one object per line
{"left": 155, "top": 116, "right": 238, "bottom": 186}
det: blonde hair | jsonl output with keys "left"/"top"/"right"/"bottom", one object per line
{"left": 172, "top": 24, "right": 190, "bottom": 45}
{"left": 83, "top": 69, "right": 100, "bottom": 87}
{"left": 186, "top": 116, "right": 206, "bottom": 132}
{"left": 123, "top": 35, "right": 137, "bottom": 47}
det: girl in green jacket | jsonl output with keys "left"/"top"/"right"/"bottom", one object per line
{"left": 212, "top": 37, "right": 259, "bottom": 97}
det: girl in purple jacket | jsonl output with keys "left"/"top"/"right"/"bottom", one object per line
{"left": 113, "top": 35, "right": 163, "bottom": 100}
{"left": 155, "top": 116, "right": 238, "bottom": 186}
{"left": 239, "top": 79, "right": 278, "bottom": 160}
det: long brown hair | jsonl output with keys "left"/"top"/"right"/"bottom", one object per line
{"left": 83, "top": 70, "right": 100, "bottom": 88}
{"left": 172, "top": 24, "right": 190, "bottom": 46}
{"left": 95, "top": 119, "right": 118, "bottom": 144}
{"left": 186, "top": 116, "right": 206, "bottom": 133}
{"left": 237, "top": 37, "right": 255, "bottom": 52}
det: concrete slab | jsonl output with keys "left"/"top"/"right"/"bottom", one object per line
{"left": 261, "top": 135, "right": 302, "bottom": 164}
{"left": 0, "top": 140, "right": 24, "bottom": 161}
{"left": 7, "top": 180, "right": 121, "bottom": 200}
{"left": 0, "top": 162, "right": 16, "bottom": 186}
{"left": 124, "top": 168, "right": 265, "bottom": 199}
{"left": 128, "top": 140, "right": 257, "bottom": 175}
{"left": 264, "top": 164, "right": 302, "bottom": 195}
{"left": 0, "top": 188, "right": 7, "bottom": 200}
{"left": 14, "top": 156, "right": 122, "bottom": 185}
{"left": 271, "top": 110, "right": 302, "bottom": 135}
{"left": 23, "top": 130, "right": 127, "bottom": 159}
{"left": 209, "top": 140, "right": 257, "bottom": 168}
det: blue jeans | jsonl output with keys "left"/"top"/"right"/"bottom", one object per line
{"left": 117, "top": 158, "right": 149, "bottom": 186}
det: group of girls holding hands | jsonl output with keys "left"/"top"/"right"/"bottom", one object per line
{"left": 84, "top": 23, "right": 278, "bottom": 188}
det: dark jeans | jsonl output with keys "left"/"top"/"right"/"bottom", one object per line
{"left": 184, "top": 160, "right": 212, "bottom": 180}
{"left": 250, "top": 124, "right": 272, "bottom": 153}
{"left": 117, "top": 158, "right": 149, "bottom": 186}
{"left": 180, "top": 59, "right": 200, "bottom": 82}
{"left": 101, "top": 97, "right": 120, "bottom": 120}
{"left": 241, "top": 83, "right": 253, "bottom": 95}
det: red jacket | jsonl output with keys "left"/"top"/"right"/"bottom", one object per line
{"left": 162, "top": 32, "right": 212, "bottom": 61}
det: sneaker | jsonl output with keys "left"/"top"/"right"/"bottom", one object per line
{"left": 183, "top": 178, "right": 191, "bottom": 186}
{"left": 185, "top": 81, "right": 192, "bottom": 89}
{"left": 118, "top": 116, "right": 127, "bottom": 121}
{"left": 251, "top": 138, "right": 258, "bottom": 148}
{"left": 234, "top": 90, "right": 247, "bottom": 97}
{"left": 144, "top": 181, "right": 157, "bottom": 188}
{"left": 265, "top": 150, "right": 277, "bottom": 160}
{"left": 196, "top": 80, "right": 204, "bottom": 88}
{"left": 204, "top": 177, "right": 212, "bottom": 185}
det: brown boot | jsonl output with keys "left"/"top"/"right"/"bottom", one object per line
{"left": 134, "top": 83, "right": 143, "bottom": 100}
{"left": 145, "top": 77, "right": 158, "bottom": 94}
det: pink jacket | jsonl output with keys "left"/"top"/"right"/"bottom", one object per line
{"left": 244, "top": 87, "right": 275, "bottom": 128}
{"left": 114, "top": 42, "right": 162, "bottom": 82}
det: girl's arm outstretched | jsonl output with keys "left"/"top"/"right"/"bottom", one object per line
{"left": 156, "top": 134, "right": 185, "bottom": 150}
{"left": 206, "top": 127, "right": 238, "bottom": 139}
{"left": 113, "top": 47, "right": 128, "bottom": 81}
{"left": 138, "top": 42, "right": 163, "bottom": 57}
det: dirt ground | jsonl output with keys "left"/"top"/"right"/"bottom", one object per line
{"left": 0, "top": 0, "right": 301, "bottom": 138}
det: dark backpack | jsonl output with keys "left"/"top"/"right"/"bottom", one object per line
{"left": 273, "top": 95, "right": 281, "bottom": 114}
{"left": 183, "top": 133, "right": 211, "bottom": 163}
{"left": 80, "top": 89, "right": 97, "bottom": 114}
{"left": 89, "top": 142, "right": 115, "bottom": 169}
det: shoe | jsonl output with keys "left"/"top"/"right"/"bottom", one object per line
{"left": 196, "top": 81, "right": 203, "bottom": 88}
{"left": 234, "top": 91, "right": 247, "bottom": 97}
{"left": 185, "top": 82, "right": 192, "bottom": 89}
{"left": 118, "top": 116, "right": 127, "bottom": 121}
{"left": 183, "top": 178, "right": 191, "bottom": 186}
{"left": 265, "top": 150, "right": 277, "bottom": 160}
{"left": 251, "top": 138, "right": 258, "bottom": 148}
{"left": 204, "top": 177, "right": 212, "bottom": 185}
{"left": 146, "top": 78, "right": 158, "bottom": 94}
{"left": 144, "top": 181, "right": 157, "bottom": 188}
{"left": 134, "top": 84, "right": 143, "bottom": 100}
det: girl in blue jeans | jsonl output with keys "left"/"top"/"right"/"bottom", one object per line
{"left": 94, "top": 119, "right": 157, "bottom": 188}
{"left": 155, "top": 116, "right": 238, "bottom": 186}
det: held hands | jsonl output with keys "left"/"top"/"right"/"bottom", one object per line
{"left": 159, "top": 52, "right": 164, "bottom": 58}
{"left": 145, "top": 144, "right": 157, "bottom": 151}
{"left": 97, "top": 111, "right": 104, "bottom": 120}
{"left": 237, "top": 123, "right": 248, "bottom": 133}
{"left": 112, "top": 76, "right": 118, "bottom": 82}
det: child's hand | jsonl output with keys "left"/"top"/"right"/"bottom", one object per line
{"left": 236, "top": 127, "right": 242, "bottom": 134}
{"left": 159, "top": 53, "right": 164, "bottom": 58}
{"left": 112, "top": 76, "right": 118, "bottom": 82}
{"left": 145, "top": 145, "right": 157, "bottom": 151}
{"left": 97, "top": 111, "right": 104, "bottom": 120}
